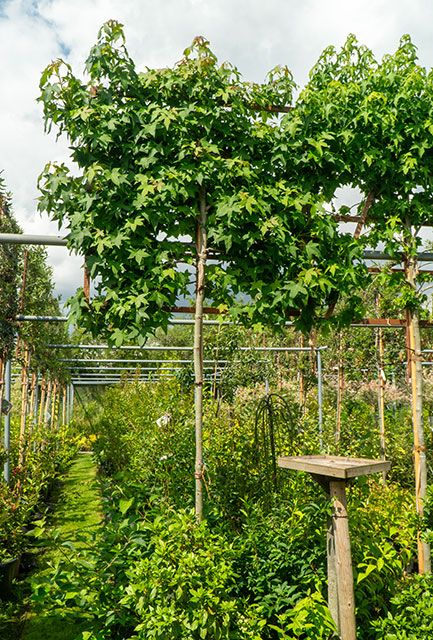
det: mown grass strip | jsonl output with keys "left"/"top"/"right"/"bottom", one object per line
{"left": 20, "top": 453, "right": 101, "bottom": 640}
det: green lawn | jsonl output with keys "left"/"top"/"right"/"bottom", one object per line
{"left": 20, "top": 453, "right": 101, "bottom": 640}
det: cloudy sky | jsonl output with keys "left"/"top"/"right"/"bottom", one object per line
{"left": 1, "top": 0, "right": 433, "bottom": 301}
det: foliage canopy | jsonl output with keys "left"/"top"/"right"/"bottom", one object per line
{"left": 38, "top": 21, "right": 366, "bottom": 344}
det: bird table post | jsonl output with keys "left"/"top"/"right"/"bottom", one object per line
{"left": 277, "top": 455, "right": 391, "bottom": 640}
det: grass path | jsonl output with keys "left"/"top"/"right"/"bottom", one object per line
{"left": 20, "top": 453, "right": 101, "bottom": 640}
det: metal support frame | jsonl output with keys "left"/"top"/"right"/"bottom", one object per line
{"left": 3, "top": 359, "right": 12, "bottom": 483}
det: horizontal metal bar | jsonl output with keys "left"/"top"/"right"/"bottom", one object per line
{"left": 363, "top": 250, "right": 433, "bottom": 262}
{"left": 72, "top": 366, "right": 220, "bottom": 374}
{"left": 47, "top": 344, "right": 195, "bottom": 351}
{"left": 47, "top": 344, "right": 326, "bottom": 352}
{"left": 0, "top": 233, "right": 68, "bottom": 246}
{"left": 2, "top": 234, "right": 433, "bottom": 263}
{"left": 61, "top": 358, "right": 225, "bottom": 364}
{"left": 16, "top": 315, "right": 68, "bottom": 322}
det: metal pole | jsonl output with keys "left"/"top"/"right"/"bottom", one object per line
{"left": 317, "top": 349, "right": 323, "bottom": 449}
{"left": 66, "top": 384, "right": 70, "bottom": 423}
{"left": 33, "top": 370, "right": 39, "bottom": 428}
{"left": 3, "top": 359, "right": 12, "bottom": 483}
{"left": 70, "top": 384, "right": 74, "bottom": 421}
{"left": 0, "top": 233, "right": 68, "bottom": 246}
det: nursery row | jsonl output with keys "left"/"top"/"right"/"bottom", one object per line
{"left": 12, "top": 378, "right": 432, "bottom": 639}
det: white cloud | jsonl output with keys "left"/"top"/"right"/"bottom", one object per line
{"left": 2, "top": 0, "right": 433, "bottom": 303}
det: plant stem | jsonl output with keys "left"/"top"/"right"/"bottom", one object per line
{"left": 404, "top": 221, "right": 431, "bottom": 573}
{"left": 194, "top": 185, "right": 207, "bottom": 523}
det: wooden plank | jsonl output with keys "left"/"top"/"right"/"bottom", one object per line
{"left": 277, "top": 455, "right": 391, "bottom": 479}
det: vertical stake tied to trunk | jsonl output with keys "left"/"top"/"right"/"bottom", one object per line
{"left": 404, "top": 224, "right": 431, "bottom": 574}
{"left": 278, "top": 455, "right": 391, "bottom": 640}
{"left": 194, "top": 184, "right": 208, "bottom": 523}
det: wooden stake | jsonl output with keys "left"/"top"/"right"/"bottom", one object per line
{"left": 330, "top": 480, "right": 357, "bottom": 640}
{"left": 299, "top": 334, "right": 305, "bottom": 407}
{"left": 377, "top": 328, "right": 387, "bottom": 478}
{"left": 18, "top": 346, "right": 30, "bottom": 466}
{"left": 83, "top": 261, "right": 90, "bottom": 303}
{"left": 38, "top": 375, "right": 46, "bottom": 428}
{"left": 28, "top": 371, "right": 37, "bottom": 435}
{"left": 407, "top": 307, "right": 431, "bottom": 573}
{"left": 404, "top": 221, "right": 431, "bottom": 573}
{"left": 194, "top": 185, "right": 208, "bottom": 523}
{"left": 62, "top": 385, "right": 67, "bottom": 426}
{"left": 335, "top": 333, "right": 344, "bottom": 445}
{"left": 51, "top": 380, "right": 58, "bottom": 430}
{"left": 0, "top": 357, "right": 4, "bottom": 414}
{"left": 44, "top": 380, "right": 52, "bottom": 429}
{"left": 327, "top": 515, "right": 339, "bottom": 630}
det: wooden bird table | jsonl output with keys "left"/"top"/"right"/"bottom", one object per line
{"left": 277, "top": 455, "right": 391, "bottom": 640}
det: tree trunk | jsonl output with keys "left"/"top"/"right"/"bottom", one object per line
{"left": 194, "top": 185, "right": 208, "bottom": 523}
{"left": 44, "top": 380, "right": 52, "bottom": 429}
{"left": 18, "top": 346, "right": 30, "bottom": 466}
{"left": 377, "top": 327, "right": 387, "bottom": 482}
{"left": 51, "top": 380, "right": 58, "bottom": 430}
{"left": 38, "top": 375, "right": 46, "bottom": 428}
{"left": 335, "top": 333, "right": 344, "bottom": 445}
{"left": 405, "top": 233, "right": 431, "bottom": 573}
{"left": 62, "top": 385, "right": 67, "bottom": 426}
{"left": 28, "top": 371, "right": 37, "bottom": 436}
{"left": 407, "top": 306, "right": 431, "bottom": 573}
{"left": 0, "top": 357, "right": 4, "bottom": 412}
{"left": 299, "top": 334, "right": 305, "bottom": 408}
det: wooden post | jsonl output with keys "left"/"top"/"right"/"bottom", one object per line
{"left": 407, "top": 307, "right": 431, "bottom": 573}
{"left": 330, "top": 480, "right": 357, "bottom": 640}
{"left": 327, "top": 515, "right": 339, "bottom": 629}
{"left": 404, "top": 221, "right": 431, "bottom": 574}
{"left": 278, "top": 455, "right": 390, "bottom": 640}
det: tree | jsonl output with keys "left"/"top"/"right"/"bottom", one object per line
{"left": 0, "top": 173, "right": 21, "bottom": 362}
{"left": 38, "top": 21, "right": 366, "bottom": 519}
{"left": 296, "top": 34, "right": 433, "bottom": 572}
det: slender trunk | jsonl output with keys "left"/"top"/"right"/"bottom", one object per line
{"left": 51, "top": 380, "right": 58, "bottom": 430}
{"left": 194, "top": 185, "right": 208, "bottom": 523}
{"left": 405, "top": 227, "right": 431, "bottom": 573}
{"left": 0, "top": 357, "right": 4, "bottom": 417}
{"left": 44, "top": 380, "right": 52, "bottom": 429}
{"left": 377, "top": 327, "right": 387, "bottom": 481}
{"left": 83, "top": 260, "right": 91, "bottom": 303}
{"left": 299, "top": 335, "right": 305, "bottom": 408}
{"left": 38, "top": 375, "right": 46, "bottom": 428}
{"left": 15, "top": 249, "right": 29, "bottom": 356}
{"left": 62, "top": 385, "right": 67, "bottom": 426}
{"left": 28, "top": 371, "right": 37, "bottom": 436}
{"left": 335, "top": 333, "right": 344, "bottom": 445}
{"left": 18, "top": 346, "right": 30, "bottom": 466}
{"left": 407, "top": 306, "right": 431, "bottom": 572}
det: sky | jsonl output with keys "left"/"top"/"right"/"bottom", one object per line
{"left": 1, "top": 0, "right": 433, "bottom": 302}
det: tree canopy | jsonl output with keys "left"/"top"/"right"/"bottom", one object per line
{"left": 38, "top": 21, "right": 366, "bottom": 344}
